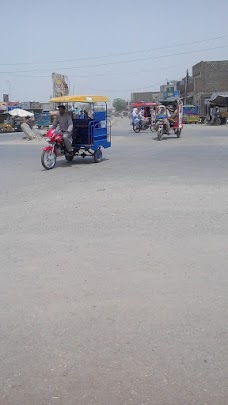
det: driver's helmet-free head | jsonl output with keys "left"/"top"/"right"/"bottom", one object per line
{"left": 157, "top": 105, "right": 166, "bottom": 115}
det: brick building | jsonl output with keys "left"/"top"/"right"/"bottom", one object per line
{"left": 131, "top": 91, "right": 160, "bottom": 103}
{"left": 192, "top": 60, "right": 228, "bottom": 115}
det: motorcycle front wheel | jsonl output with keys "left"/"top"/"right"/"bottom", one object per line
{"left": 176, "top": 129, "right": 181, "bottom": 138}
{"left": 41, "top": 150, "right": 57, "bottom": 170}
{"left": 157, "top": 128, "right": 163, "bottom": 141}
{"left": 133, "top": 124, "right": 140, "bottom": 133}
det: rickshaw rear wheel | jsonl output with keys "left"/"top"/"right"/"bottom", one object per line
{"left": 65, "top": 152, "right": 74, "bottom": 162}
{"left": 94, "top": 148, "right": 103, "bottom": 163}
{"left": 176, "top": 129, "right": 181, "bottom": 138}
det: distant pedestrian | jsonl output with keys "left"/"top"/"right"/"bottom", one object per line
{"left": 211, "top": 106, "right": 218, "bottom": 125}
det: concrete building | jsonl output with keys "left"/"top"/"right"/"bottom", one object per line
{"left": 131, "top": 91, "right": 160, "bottom": 103}
{"left": 160, "top": 81, "right": 179, "bottom": 99}
{"left": 192, "top": 60, "right": 228, "bottom": 115}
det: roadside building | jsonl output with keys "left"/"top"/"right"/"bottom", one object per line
{"left": 192, "top": 60, "right": 228, "bottom": 116}
{"left": 177, "top": 75, "right": 194, "bottom": 104}
{"left": 160, "top": 81, "right": 179, "bottom": 100}
{"left": 131, "top": 91, "right": 160, "bottom": 103}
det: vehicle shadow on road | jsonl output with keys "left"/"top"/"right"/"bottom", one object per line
{"left": 41, "top": 158, "right": 109, "bottom": 171}
{"left": 152, "top": 136, "right": 180, "bottom": 141}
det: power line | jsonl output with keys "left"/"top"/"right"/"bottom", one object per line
{"left": 1, "top": 64, "right": 185, "bottom": 79}
{"left": 0, "top": 44, "right": 227, "bottom": 75}
{"left": 0, "top": 34, "right": 228, "bottom": 67}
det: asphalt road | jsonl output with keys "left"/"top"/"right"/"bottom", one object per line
{"left": 0, "top": 120, "right": 228, "bottom": 405}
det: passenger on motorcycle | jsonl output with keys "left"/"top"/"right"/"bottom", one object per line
{"left": 52, "top": 105, "right": 73, "bottom": 153}
{"left": 139, "top": 107, "right": 151, "bottom": 129}
{"left": 131, "top": 108, "right": 140, "bottom": 127}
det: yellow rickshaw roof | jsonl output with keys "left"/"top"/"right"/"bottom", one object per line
{"left": 50, "top": 95, "right": 109, "bottom": 103}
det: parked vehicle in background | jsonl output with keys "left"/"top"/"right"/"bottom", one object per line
{"left": 0, "top": 112, "right": 13, "bottom": 133}
{"left": 34, "top": 112, "right": 51, "bottom": 128}
{"left": 205, "top": 92, "right": 228, "bottom": 125}
{"left": 183, "top": 105, "right": 199, "bottom": 124}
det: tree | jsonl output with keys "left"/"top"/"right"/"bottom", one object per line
{"left": 112, "top": 98, "right": 128, "bottom": 112}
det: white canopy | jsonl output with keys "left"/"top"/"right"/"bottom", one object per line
{"left": 8, "top": 108, "right": 34, "bottom": 117}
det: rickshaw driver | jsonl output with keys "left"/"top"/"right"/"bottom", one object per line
{"left": 166, "top": 104, "right": 178, "bottom": 133}
{"left": 52, "top": 105, "right": 73, "bottom": 153}
{"left": 156, "top": 105, "right": 170, "bottom": 133}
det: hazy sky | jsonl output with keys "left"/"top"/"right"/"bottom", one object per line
{"left": 1, "top": 0, "right": 228, "bottom": 102}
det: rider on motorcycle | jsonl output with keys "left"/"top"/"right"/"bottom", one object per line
{"left": 52, "top": 105, "right": 73, "bottom": 153}
{"left": 139, "top": 107, "right": 149, "bottom": 129}
{"left": 131, "top": 108, "right": 140, "bottom": 128}
{"left": 166, "top": 104, "right": 178, "bottom": 133}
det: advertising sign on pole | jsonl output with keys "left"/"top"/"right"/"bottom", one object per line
{"left": 52, "top": 73, "right": 69, "bottom": 97}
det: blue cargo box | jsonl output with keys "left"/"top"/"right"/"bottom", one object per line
{"left": 35, "top": 112, "right": 51, "bottom": 127}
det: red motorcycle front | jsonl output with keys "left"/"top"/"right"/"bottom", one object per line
{"left": 41, "top": 129, "right": 72, "bottom": 170}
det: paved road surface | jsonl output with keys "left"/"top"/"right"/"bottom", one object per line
{"left": 0, "top": 121, "right": 228, "bottom": 404}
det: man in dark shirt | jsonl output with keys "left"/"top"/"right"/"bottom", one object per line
{"left": 52, "top": 105, "right": 73, "bottom": 152}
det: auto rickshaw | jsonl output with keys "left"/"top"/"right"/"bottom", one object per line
{"left": 130, "top": 102, "right": 158, "bottom": 133}
{"left": 155, "top": 98, "right": 183, "bottom": 141}
{"left": 41, "top": 95, "right": 111, "bottom": 170}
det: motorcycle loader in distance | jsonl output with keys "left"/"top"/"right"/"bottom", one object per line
{"left": 155, "top": 99, "right": 183, "bottom": 141}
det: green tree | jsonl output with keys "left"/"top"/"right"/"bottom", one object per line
{"left": 112, "top": 98, "right": 128, "bottom": 112}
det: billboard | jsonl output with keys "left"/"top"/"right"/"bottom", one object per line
{"left": 52, "top": 73, "right": 69, "bottom": 97}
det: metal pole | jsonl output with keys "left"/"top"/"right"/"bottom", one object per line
{"left": 184, "top": 70, "right": 188, "bottom": 105}
{"left": 7, "top": 80, "right": 11, "bottom": 101}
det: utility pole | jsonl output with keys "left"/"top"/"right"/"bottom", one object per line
{"left": 184, "top": 69, "right": 189, "bottom": 105}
